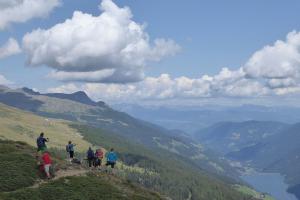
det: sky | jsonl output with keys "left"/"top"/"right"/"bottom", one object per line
{"left": 1, "top": 0, "right": 300, "bottom": 106}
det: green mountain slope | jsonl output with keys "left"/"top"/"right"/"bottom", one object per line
{"left": 0, "top": 101, "right": 252, "bottom": 200}
{"left": 2, "top": 176, "right": 163, "bottom": 200}
{"left": 0, "top": 140, "right": 39, "bottom": 192}
{"left": 0, "top": 102, "right": 91, "bottom": 151}
{"left": 0, "top": 140, "right": 163, "bottom": 200}
{"left": 195, "top": 120, "right": 288, "bottom": 155}
{"left": 228, "top": 123, "right": 300, "bottom": 196}
{"left": 71, "top": 124, "right": 251, "bottom": 200}
{"left": 0, "top": 137, "right": 250, "bottom": 200}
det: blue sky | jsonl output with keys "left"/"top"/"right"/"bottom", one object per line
{"left": 119, "top": 0, "right": 300, "bottom": 76}
{"left": 1, "top": 0, "right": 300, "bottom": 105}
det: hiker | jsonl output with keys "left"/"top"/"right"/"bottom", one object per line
{"left": 42, "top": 150, "right": 52, "bottom": 179}
{"left": 105, "top": 148, "right": 117, "bottom": 173}
{"left": 36, "top": 132, "right": 49, "bottom": 152}
{"left": 94, "top": 148, "right": 104, "bottom": 169}
{"left": 87, "top": 147, "right": 94, "bottom": 168}
{"left": 66, "top": 141, "right": 76, "bottom": 162}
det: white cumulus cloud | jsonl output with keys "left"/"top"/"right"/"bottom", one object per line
{"left": 23, "top": 0, "right": 180, "bottom": 83}
{"left": 243, "top": 31, "right": 300, "bottom": 79}
{"left": 47, "top": 69, "right": 270, "bottom": 104}
{"left": 242, "top": 31, "right": 300, "bottom": 96}
{"left": 0, "top": 0, "right": 60, "bottom": 30}
{"left": 0, "top": 38, "right": 21, "bottom": 59}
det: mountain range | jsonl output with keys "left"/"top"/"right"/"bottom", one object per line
{"left": 113, "top": 103, "right": 300, "bottom": 134}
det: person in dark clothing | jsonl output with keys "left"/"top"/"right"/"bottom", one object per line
{"left": 36, "top": 132, "right": 49, "bottom": 152}
{"left": 66, "top": 141, "right": 76, "bottom": 162}
{"left": 87, "top": 147, "right": 94, "bottom": 168}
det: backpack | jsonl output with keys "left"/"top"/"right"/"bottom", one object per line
{"left": 66, "top": 145, "right": 70, "bottom": 152}
{"left": 37, "top": 137, "right": 44, "bottom": 147}
{"left": 98, "top": 151, "right": 104, "bottom": 159}
{"left": 96, "top": 149, "right": 104, "bottom": 159}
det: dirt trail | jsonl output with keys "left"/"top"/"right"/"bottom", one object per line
{"left": 30, "top": 168, "right": 88, "bottom": 188}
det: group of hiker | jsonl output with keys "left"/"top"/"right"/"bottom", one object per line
{"left": 36, "top": 132, "right": 118, "bottom": 179}
{"left": 86, "top": 147, "right": 103, "bottom": 168}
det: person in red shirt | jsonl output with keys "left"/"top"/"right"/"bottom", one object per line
{"left": 94, "top": 148, "right": 104, "bottom": 169}
{"left": 42, "top": 151, "right": 52, "bottom": 179}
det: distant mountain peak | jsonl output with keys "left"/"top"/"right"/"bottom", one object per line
{"left": 22, "top": 87, "right": 40, "bottom": 95}
{"left": 43, "top": 90, "right": 108, "bottom": 107}
{"left": 68, "top": 91, "right": 98, "bottom": 105}
{"left": 71, "top": 91, "right": 90, "bottom": 99}
{"left": 18, "top": 86, "right": 107, "bottom": 108}
{"left": 70, "top": 91, "right": 108, "bottom": 107}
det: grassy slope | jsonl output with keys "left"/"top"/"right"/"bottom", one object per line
{"left": 0, "top": 103, "right": 253, "bottom": 200}
{"left": 0, "top": 140, "right": 163, "bottom": 200}
{"left": 0, "top": 103, "right": 91, "bottom": 151}
{"left": 2, "top": 176, "right": 163, "bottom": 200}
{"left": 0, "top": 140, "right": 39, "bottom": 192}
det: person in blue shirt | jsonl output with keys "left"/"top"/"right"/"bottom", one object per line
{"left": 106, "top": 148, "right": 117, "bottom": 169}
{"left": 36, "top": 132, "right": 49, "bottom": 152}
{"left": 67, "top": 141, "right": 76, "bottom": 162}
